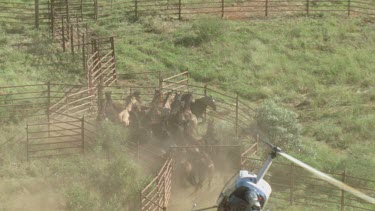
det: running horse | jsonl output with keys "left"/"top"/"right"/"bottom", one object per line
{"left": 180, "top": 148, "right": 215, "bottom": 191}
{"left": 180, "top": 93, "right": 201, "bottom": 144}
{"left": 118, "top": 93, "right": 139, "bottom": 127}
{"left": 191, "top": 95, "right": 216, "bottom": 123}
{"left": 101, "top": 91, "right": 123, "bottom": 123}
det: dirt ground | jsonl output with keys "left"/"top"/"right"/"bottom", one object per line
{"left": 168, "top": 171, "right": 234, "bottom": 211}
{"left": 0, "top": 178, "right": 64, "bottom": 211}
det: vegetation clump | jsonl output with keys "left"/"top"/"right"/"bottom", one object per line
{"left": 256, "top": 100, "right": 302, "bottom": 150}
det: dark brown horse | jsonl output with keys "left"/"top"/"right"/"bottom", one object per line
{"left": 101, "top": 91, "right": 123, "bottom": 123}
{"left": 191, "top": 96, "right": 216, "bottom": 122}
{"left": 180, "top": 148, "right": 215, "bottom": 191}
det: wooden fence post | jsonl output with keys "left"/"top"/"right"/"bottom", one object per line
{"left": 70, "top": 25, "right": 74, "bottom": 54}
{"left": 204, "top": 84, "right": 208, "bottom": 121}
{"left": 158, "top": 71, "right": 162, "bottom": 90}
{"left": 135, "top": 0, "right": 138, "bottom": 19}
{"left": 306, "top": 0, "right": 310, "bottom": 15}
{"left": 47, "top": 82, "right": 51, "bottom": 137}
{"left": 235, "top": 93, "right": 239, "bottom": 138}
{"left": 265, "top": 0, "right": 269, "bottom": 17}
{"left": 47, "top": 0, "right": 51, "bottom": 37}
{"left": 76, "top": 18, "right": 80, "bottom": 47}
{"left": 97, "top": 83, "right": 103, "bottom": 120}
{"left": 96, "top": 39, "right": 102, "bottom": 86}
{"left": 341, "top": 169, "right": 346, "bottom": 211}
{"left": 94, "top": 0, "right": 98, "bottom": 20}
{"left": 65, "top": 0, "right": 70, "bottom": 22}
{"left": 26, "top": 123, "right": 29, "bottom": 161}
{"left": 81, "top": 116, "right": 85, "bottom": 154}
{"left": 139, "top": 189, "right": 143, "bottom": 210}
{"left": 137, "top": 138, "right": 140, "bottom": 162}
{"left": 62, "top": 18, "right": 66, "bottom": 52}
{"left": 82, "top": 35, "right": 86, "bottom": 74}
{"left": 163, "top": 171, "right": 167, "bottom": 210}
{"left": 178, "top": 0, "right": 182, "bottom": 20}
{"left": 221, "top": 0, "right": 224, "bottom": 18}
{"left": 238, "top": 145, "right": 242, "bottom": 170}
{"left": 80, "top": 0, "right": 83, "bottom": 19}
{"left": 35, "top": 0, "right": 40, "bottom": 28}
{"left": 110, "top": 37, "right": 117, "bottom": 81}
{"left": 290, "top": 163, "right": 294, "bottom": 205}
{"left": 347, "top": 0, "right": 351, "bottom": 16}
{"left": 186, "top": 70, "right": 190, "bottom": 92}
{"left": 51, "top": 0, "right": 55, "bottom": 40}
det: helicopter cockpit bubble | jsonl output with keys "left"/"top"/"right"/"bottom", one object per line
{"left": 217, "top": 170, "right": 271, "bottom": 211}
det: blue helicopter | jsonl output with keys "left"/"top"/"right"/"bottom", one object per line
{"left": 192, "top": 143, "right": 375, "bottom": 211}
{"left": 192, "top": 146, "right": 280, "bottom": 211}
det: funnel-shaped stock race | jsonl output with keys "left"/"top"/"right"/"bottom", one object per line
{"left": 278, "top": 152, "right": 375, "bottom": 205}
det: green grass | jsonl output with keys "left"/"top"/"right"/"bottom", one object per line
{"left": 0, "top": 23, "right": 83, "bottom": 86}
{"left": 91, "top": 14, "right": 375, "bottom": 174}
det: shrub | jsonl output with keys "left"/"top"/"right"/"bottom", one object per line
{"left": 65, "top": 183, "right": 97, "bottom": 211}
{"left": 256, "top": 100, "right": 302, "bottom": 150}
{"left": 192, "top": 17, "right": 226, "bottom": 42}
{"left": 176, "top": 17, "right": 226, "bottom": 46}
{"left": 95, "top": 121, "right": 129, "bottom": 157}
{"left": 91, "top": 156, "right": 144, "bottom": 210}
{"left": 140, "top": 16, "right": 170, "bottom": 34}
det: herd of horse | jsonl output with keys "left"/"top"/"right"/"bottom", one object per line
{"left": 99, "top": 89, "right": 220, "bottom": 190}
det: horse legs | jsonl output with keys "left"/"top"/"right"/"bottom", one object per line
{"left": 207, "top": 165, "right": 214, "bottom": 189}
{"left": 187, "top": 174, "right": 199, "bottom": 190}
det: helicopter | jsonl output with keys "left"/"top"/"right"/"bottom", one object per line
{"left": 192, "top": 142, "right": 375, "bottom": 211}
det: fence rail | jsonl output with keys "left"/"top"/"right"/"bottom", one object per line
{"left": 50, "top": 4, "right": 117, "bottom": 89}
{"left": 26, "top": 112, "right": 84, "bottom": 160}
{"left": 141, "top": 157, "right": 173, "bottom": 211}
{"left": 1, "top": 0, "right": 374, "bottom": 29}
{"left": 95, "top": 0, "right": 375, "bottom": 20}
{"left": 247, "top": 157, "right": 375, "bottom": 210}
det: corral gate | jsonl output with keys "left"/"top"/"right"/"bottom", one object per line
{"left": 51, "top": 4, "right": 117, "bottom": 88}
{"left": 141, "top": 157, "right": 173, "bottom": 211}
{"left": 86, "top": 37, "right": 117, "bottom": 87}
{"left": 26, "top": 112, "right": 96, "bottom": 160}
{"left": 26, "top": 112, "right": 84, "bottom": 160}
{"left": 161, "top": 71, "right": 189, "bottom": 93}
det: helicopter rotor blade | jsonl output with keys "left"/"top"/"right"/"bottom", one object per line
{"left": 278, "top": 151, "right": 375, "bottom": 205}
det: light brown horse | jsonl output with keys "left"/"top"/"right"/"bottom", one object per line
{"left": 180, "top": 93, "right": 201, "bottom": 143}
{"left": 118, "top": 96, "right": 138, "bottom": 127}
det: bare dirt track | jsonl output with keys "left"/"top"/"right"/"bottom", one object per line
{"left": 168, "top": 171, "right": 234, "bottom": 211}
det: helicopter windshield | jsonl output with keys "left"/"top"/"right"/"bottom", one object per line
{"left": 217, "top": 170, "right": 270, "bottom": 210}
{"left": 216, "top": 171, "right": 258, "bottom": 203}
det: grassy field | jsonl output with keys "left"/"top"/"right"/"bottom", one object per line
{"left": 1, "top": 9, "right": 375, "bottom": 210}
{"left": 0, "top": 23, "right": 83, "bottom": 86}
{"left": 94, "top": 14, "right": 375, "bottom": 174}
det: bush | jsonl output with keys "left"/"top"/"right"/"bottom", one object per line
{"left": 95, "top": 121, "right": 129, "bottom": 157}
{"left": 175, "top": 17, "right": 226, "bottom": 46}
{"left": 192, "top": 17, "right": 226, "bottom": 42}
{"left": 256, "top": 100, "right": 302, "bottom": 150}
{"left": 65, "top": 184, "right": 97, "bottom": 211}
{"left": 140, "top": 16, "right": 170, "bottom": 34}
{"left": 91, "top": 156, "right": 145, "bottom": 210}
